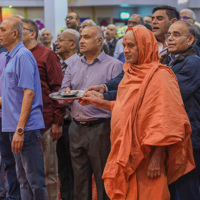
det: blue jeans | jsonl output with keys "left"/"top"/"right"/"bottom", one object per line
{"left": 0, "top": 121, "right": 21, "bottom": 200}
{"left": 0, "top": 152, "right": 6, "bottom": 198}
{"left": 9, "top": 130, "right": 48, "bottom": 200}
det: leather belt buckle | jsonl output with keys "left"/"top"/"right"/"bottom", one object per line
{"left": 79, "top": 121, "right": 87, "bottom": 125}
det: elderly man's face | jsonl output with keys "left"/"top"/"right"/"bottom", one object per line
{"left": 55, "top": 32, "right": 73, "bottom": 55}
{"left": 152, "top": 9, "right": 172, "bottom": 41}
{"left": 123, "top": 30, "right": 138, "bottom": 64}
{"left": 0, "top": 19, "right": 15, "bottom": 48}
{"left": 79, "top": 27, "right": 101, "bottom": 54}
{"left": 144, "top": 16, "right": 152, "bottom": 25}
{"left": 66, "top": 13, "right": 79, "bottom": 30}
{"left": 180, "top": 11, "right": 195, "bottom": 24}
{"left": 128, "top": 16, "right": 141, "bottom": 28}
{"left": 41, "top": 30, "right": 53, "bottom": 44}
{"left": 105, "top": 24, "right": 117, "bottom": 41}
{"left": 79, "top": 21, "right": 91, "bottom": 33}
{"left": 167, "top": 22, "right": 194, "bottom": 56}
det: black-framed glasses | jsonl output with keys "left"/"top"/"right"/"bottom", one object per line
{"left": 64, "top": 16, "right": 74, "bottom": 21}
{"left": 165, "top": 33, "right": 191, "bottom": 40}
{"left": 23, "top": 27, "right": 34, "bottom": 32}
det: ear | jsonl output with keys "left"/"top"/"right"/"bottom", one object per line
{"left": 171, "top": 18, "right": 177, "bottom": 24}
{"left": 97, "top": 37, "right": 103, "bottom": 46}
{"left": 12, "top": 30, "right": 18, "bottom": 39}
{"left": 69, "top": 41, "right": 76, "bottom": 50}
{"left": 187, "top": 35, "right": 195, "bottom": 46}
{"left": 31, "top": 31, "right": 37, "bottom": 40}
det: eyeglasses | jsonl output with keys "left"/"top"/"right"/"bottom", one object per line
{"left": 64, "top": 16, "right": 74, "bottom": 21}
{"left": 23, "top": 27, "right": 33, "bottom": 32}
{"left": 180, "top": 16, "right": 193, "bottom": 20}
{"left": 165, "top": 33, "right": 191, "bottom": 40}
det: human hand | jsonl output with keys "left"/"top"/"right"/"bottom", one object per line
{"left": 12, "top": 132, "right": 24, "bottom": 153}
{"left": 79, "top": 91, "right": 104, "bottom": 106}
{"left": 51, "top": 124, "right": 62, "bottom": 141}
{"left": 147, "top": 147, "right": 165, "bottom": 179}
{"left": 85, "top": 85, "right": 105, "bottom": 93}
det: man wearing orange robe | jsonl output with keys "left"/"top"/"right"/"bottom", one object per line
{"left": 80, "top": 27, "right": 195, "bottom": 200}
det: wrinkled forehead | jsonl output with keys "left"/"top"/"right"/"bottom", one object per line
{"left": 168, "top": 22, "right": 189, "bottom": 33}
{"left": 0, "top": 19, "right": 12, "bottom": 29}
{"left": 123, "top": 30, "right": 136, "bottom": 44}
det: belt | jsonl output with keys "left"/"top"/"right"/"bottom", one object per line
{"left": 73, "top": 118, "right": 110, "bottom": 126}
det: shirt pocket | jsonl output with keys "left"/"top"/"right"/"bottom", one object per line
{"left": 6, "top": 72, "right": 17, "bottom": 88}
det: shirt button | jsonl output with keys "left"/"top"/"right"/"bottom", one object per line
{"left": 86, "top": 75, "right": 88, "bottom": 78}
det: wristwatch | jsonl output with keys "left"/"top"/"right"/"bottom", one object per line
{"left": 16, "top": 127, "right": 24, "bottom": 135}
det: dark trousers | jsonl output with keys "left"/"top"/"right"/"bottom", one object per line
{"left": 169, "top": 148, "right": 200, "bottom": 200}
{"left": 69, "top": 119, "right": 111, "bottom": 200}
{"left": 0, "top": 118, "right": 21, "bottom": 200}
{"left": 56, "top": 120, "right": 74, "bottom": 200}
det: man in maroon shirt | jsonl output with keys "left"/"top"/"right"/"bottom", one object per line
{"left": 21, "top": 19, "right": 66, "bottom": 200}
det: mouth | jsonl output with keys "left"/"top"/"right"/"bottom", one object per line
{"left": 168, "top": 44, "right": 176, "bottom": 48}
{"left": 152, "top": 26, "right": 159, "bottom": 32}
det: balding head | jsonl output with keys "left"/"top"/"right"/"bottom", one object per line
{"left": 11, "top": 14, "right": 24, "bottom": 20}
{"left": 105, "top": 24, "right": 117, "bottom": 42}
{"left": 55, "top": 29, "right": 80, "bottom": 60}
{"left": 128, "top": 14, "right": 144, "bottom": 28}
{"left": 80, "top": 26, "right": 104, "bottom": 57}
{"left": 0, "top": 18, "right": 23, "bottom": 51}
{"left": 79, "top": 19, "right": 96, "bottom": 33}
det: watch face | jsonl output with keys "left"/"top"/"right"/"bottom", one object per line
{"left": 17, "top": 128, "right": 24, "bottom": 134}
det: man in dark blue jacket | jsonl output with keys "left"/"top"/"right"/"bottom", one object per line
{"left": 161, "top": 20, "right": 200, "bottom": 200}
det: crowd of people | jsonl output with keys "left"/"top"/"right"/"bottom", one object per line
{"left": 0, "top": 4, "right": 199, "bottom": 200}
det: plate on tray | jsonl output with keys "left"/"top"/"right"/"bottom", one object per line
{"left": 49, "top": 90, "right": 84, "bottom": 100}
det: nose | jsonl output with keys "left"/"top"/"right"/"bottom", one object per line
{"left": 123, "top": 45, "right": 129, "bottom": 53}
{"left": 79, "top": 37, "right": 84, "bottom": 44}
{"left": 152, "top": 18, "right": 157, "bottom": 24}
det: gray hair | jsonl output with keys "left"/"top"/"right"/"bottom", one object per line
{"left": 21, "top": 19, "right": 39, "bottom": 40}
{"left": 180, "top": 9, "right": 196, "bottom": 20}
{"left": 130, "top": 14, "right": 144, "bottom": 25}
{"left": 12, "top": 19, "right": 23, "bottom": 39}
{"left": 62, "top": 28, "right": 80, "bottom": 50}
{"left": 83, "top": 19, "right": 96, "bottom": 26}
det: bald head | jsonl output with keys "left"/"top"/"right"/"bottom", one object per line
{"left": 105, "top": 24, "right": 117, "bottom": 42}
{"left": 41, "top": 29, "right": 53, "bottom": 45}
{"left": 0, "top": 18, "right": 23, "bottom": 51}
{"left": 79, "top": 19, "right": 96, "bottom": 33}
{"left": 11, "top": 14, "right": 24, "bottom": 20}
{"left": 80, "top": 26, "right": 104, "bottom": 56}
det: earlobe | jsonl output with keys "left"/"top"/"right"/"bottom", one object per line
{"left": 188, "top": 35, "right": 195, "bottom": 46}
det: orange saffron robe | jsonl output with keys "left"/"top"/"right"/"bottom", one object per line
{"left": 102, "top": 27, "right": 195, "bottom": 200}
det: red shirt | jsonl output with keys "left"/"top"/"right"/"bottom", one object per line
{"left": 30, "top": 44, "right": 65, "bottom": 132}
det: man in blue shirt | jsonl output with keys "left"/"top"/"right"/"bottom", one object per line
{"left": 0, "top": 18, "right": 48, "bottom": 200}
{"left": 0, "top": 50, "right": 21, "bottom": 200}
